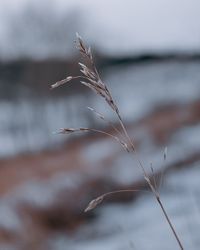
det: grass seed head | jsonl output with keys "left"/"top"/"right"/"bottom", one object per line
{"left": 84, "top": 195, "right": 104, "bottom": 212}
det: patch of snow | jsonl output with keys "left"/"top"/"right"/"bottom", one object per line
{"left": 0, "top": 203, "right": 21, "bottom": 231}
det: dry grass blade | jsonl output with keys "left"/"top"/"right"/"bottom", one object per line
{"left": 51, "top": 34, "right": 184, "bottom": 250}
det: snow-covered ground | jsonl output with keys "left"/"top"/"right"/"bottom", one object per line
{"left": 50, "top": 162, "right": 200, "bottom": 250}
{"left": 0, "top": 121, "right": 200, "bottom": 249}
{"left": 0, "top": 0, "right": 200, "bottom": 60}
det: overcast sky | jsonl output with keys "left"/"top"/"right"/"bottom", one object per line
{"left": 0, "top": 0, "right": 200, "bottom": 59}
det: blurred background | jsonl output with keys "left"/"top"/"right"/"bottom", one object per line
{"left": 0, "top": 0, "right": 200, "bottom": 249}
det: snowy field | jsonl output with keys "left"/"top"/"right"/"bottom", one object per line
{"left": 0, "top": 111, "right": 200, "bottom": 249}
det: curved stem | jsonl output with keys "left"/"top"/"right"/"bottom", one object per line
{"left": 116, "top": 111, "right": 184, "bottom": 250}
{"left": 87, "top": 128, "right": 129, "bottom": 152}
{"left": 102, "top": 189, "right": 150, "bottom": 198}
{"left": 87, "top": 107, "right": 124, "bottom": 138}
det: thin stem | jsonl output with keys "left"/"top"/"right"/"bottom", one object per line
{"left": 55, "top": 35, "right": 184, "bottom": 249}
{"left": 83, "top": 128, "right": 129, "bottom": 152}
{"left": 117, "top": 113, "right": 148, "bottom": 177}
{"left": 157, "top": 197, "right": 184, "bottom": 250}
{"left": 116, "top": 111, "right": 184, "bottom": 250}
{"left": 150, "top": 164, "right": 158, "bottom": 192}
{"left": 87, "top": 128, "right": 119, "bottom": 140}
{"left": 102, "top": 189, "right": 151, "bottom": 198}
{"left": 159, "top": 148, "right": 167, "bottom": 191}
{"left": 87, "top": 107, "right": 124, "bottom": 138}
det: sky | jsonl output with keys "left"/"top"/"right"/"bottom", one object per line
{"left": 0, "top": 0, "right": 200, "bottom": 59}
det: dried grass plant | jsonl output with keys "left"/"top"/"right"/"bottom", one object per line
{"left": 51, "top": 34, "right": 184, "bottom": 249}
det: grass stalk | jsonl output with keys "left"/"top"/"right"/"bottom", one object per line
{"left": 51, "top": 33, "right": 184, "bottom": 250}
